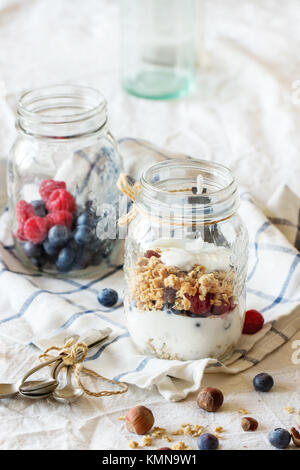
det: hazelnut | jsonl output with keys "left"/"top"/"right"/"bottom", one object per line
{"left": 291, "top": 427, "right": 300, "bottom": 447}
{"left": 125, "top": 405, "right": 154, "bottom": 435}
{"left": 241, "top": 417, "right": 258, "bottom": 431}
{"left": 158, "top": 447, "right": 171, "bottom": 450}
{"left": 197, "top": 387, "right": 224, "bottom": 412}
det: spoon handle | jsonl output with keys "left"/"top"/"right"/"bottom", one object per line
{"left": 20, "top": 356, "right": 62, "bottom": 386}
{"left": 52, "top": 360, "right": 65, "bottom": 379}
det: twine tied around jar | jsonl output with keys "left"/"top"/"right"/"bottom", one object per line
{"left": 117, "top": 173, "right": 141, "bottom": 225}
{"left": 39, "top": 338, "right": 128, "bottom": 398}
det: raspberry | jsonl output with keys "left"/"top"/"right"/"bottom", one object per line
{"left": 46, "top": 210, "right": 73, "bottom": 229}
{"left": 23, "top": 216, "right": 49, "bottom": 244}
{"left": 16, "top": 200, "right": 35, "bottom": 225}
{"left": 46, "top": 189, "right": 76, "bottom": 213}
{"left": 16, "top": 225, "right": 26, "bottom": 241}
{"left": 39, "top": 179, "right": 66, "bottom": 202}
{"left": 242, "top": 309, "right": 264, "bottom": 334}
{"left": 144, "top": 250, "right": 160, "bottom": 259}
{"left": 185, "top": 293, "right": 211, "bottom": 316}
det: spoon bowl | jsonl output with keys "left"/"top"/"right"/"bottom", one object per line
{"left": 0, "top": 329, "right": 112, "bottom": 400}
{"left": 19, "top": 379, "right": 58, "bottom": 395}
{"left": 52, "top": 363, "right": 83, "bottom": 403}
{"left": 18, "top": 389, "right": 53, "bottom": 400}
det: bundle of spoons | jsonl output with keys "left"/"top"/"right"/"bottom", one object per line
{"left": 0, "top": 328, "right": 112, "bottom": 401}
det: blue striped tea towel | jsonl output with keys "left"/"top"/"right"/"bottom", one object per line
{"left": 0, "top": 139, "right": 299, "bottom": 401}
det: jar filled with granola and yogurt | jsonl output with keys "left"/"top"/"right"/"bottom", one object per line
{"left": 122, "top": 160, "right": 248, "bottom": 361}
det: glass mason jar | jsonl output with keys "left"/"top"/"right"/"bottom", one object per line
{"left": 121, "top": 0, "right": 200, "bottom": 99}
{"left": 123, "top": 160, "right": 248, "bottom": 361}
{"left": 8, "top": 85, "right": 123, "bottom": 277}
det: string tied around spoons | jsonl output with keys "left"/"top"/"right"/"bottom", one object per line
{"left": 39, "top": 338, "right": 128, "bottom": 398}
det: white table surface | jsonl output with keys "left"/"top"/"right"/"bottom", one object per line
{"left": 0, "top": 0, "right": 299, "bottom": 450}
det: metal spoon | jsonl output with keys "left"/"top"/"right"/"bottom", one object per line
{"left": 0, "top": 356, "right": 63, "bottom": 399}
{"left": 0, "top": 350, "right": 64, "bottom": 399}
{"left": 0, "top": 334, "right": 80, "bottom": 399}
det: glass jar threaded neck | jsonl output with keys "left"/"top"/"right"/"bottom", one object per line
{"left": 138, "top": 159, "right": 239, "bottom": 225}
{"left": 16, "top": 85, "right": 107, "bottom": 140}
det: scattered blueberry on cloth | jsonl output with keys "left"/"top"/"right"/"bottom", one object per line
{"left": 0, "top": 139, "right": 299, "bottom": 401}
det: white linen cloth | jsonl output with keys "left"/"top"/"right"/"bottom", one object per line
{"left": 0, "top": 0, "right": 299, "bottom": 450}
{"left": 0, "top": 138, "right": 299, "bottom": 401}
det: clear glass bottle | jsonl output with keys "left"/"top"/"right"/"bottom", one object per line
{"left": 8, "top": 85, "right": 123, "bottom": 277}
{"left": 121, "top": 0, "right": 200, "bottom": 99}
{"left": 123, "top": 160, "right": 248, "bottom": 361}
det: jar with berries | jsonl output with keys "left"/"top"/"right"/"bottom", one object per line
{"left": 8, "top": 85, "right": 123, "bottom": 277}
{"left": 122, "top": 159, "right": 249, "bottom": 361}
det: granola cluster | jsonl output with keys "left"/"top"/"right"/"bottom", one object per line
{"left": 129, "top": 250, "right": 235, "bottom": 315}
{"left": 126, "top": 423, "right": 207, "bottom": 450}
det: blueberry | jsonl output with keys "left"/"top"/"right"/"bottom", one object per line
{"left": 77, "top": 212, "right": 96, "bottom": 227}
{"left": 23, "top": 241, "right": 43, "bottom": 258}
{"left": 163, "top": 303, "right": 173, "bottom": 313}
{"left": 48, "top": 225, "right": 70, "bottom": 248}
{"left": 56, "top": 246, "right": 76, "bottom": 272}
{"left": 43, "top": 239, "right": 59, "bottom": 256}
{"left": 197, "top": 433, "right": 219, "bottom": 450}
{"left": 73, "top": 247, "right": 93, "bottom": 270}
{"left": 30, "top": 255, "right": 46, "bottom": 270}
{"left": 31, "top": 200, "right": 46, "bottom": 217}
{"left": 268, "top": 428, "right": 291, "bottom": 449}
{"left": 74, "top": 225, "right": 94, "bottom": 245}
{"left": 253, "top": 372, "right": 274, "bottom": 392}
{"left": 97, "top": 288, "right": 118, "bottom": 307}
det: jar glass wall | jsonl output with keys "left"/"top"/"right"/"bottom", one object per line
{"left": 123, "top": 160, "right": 248, "bottom": 361}
{"left": 8, "top": 85, "right": 123, "bottom": 277}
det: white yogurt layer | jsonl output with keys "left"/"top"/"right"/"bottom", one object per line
{"left": 146, "top": 238, "right": 231, "bottom": 272}
{"left": 126, "top": 302, "right": 243, "bottom": 361}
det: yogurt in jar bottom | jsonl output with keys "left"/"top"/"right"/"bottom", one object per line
{"left": 125, "top": 301, "right": 243, "bottom": 361}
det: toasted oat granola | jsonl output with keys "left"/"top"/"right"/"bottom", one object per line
{"left": 171, "top": 441, "right": 193, "bottom": 450}
{"left": 129, "top": 440, "right": 139, "bottom": 449}
{"left": 142, "top": 435, "right": 152, "bottom": 446}
{"left": 151, "top": 426, "right": 167, "bottom": 438}
{"left": 129, "top": 250, "right": 235, "bottom": 313}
